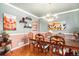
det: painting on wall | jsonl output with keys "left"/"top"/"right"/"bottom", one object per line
{"left": 4, "top": 13, "right": 16, "bottom": 30}
{"left": 48, "top": 21, "right": 66, "bottom": 30}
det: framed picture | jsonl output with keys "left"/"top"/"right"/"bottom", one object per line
{"left": 48, "top": 21, "right": 66, "bottom": 30}
{"left": 4, "top": 13, "right": 16, "bottom": 30}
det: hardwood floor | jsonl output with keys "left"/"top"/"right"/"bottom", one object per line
{"left": 5, "top": 44, "right": 50, "bottom": 56}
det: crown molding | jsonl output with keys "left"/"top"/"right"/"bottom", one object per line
{"left": 4, "top": 3, "right": 39, "bottom": 19}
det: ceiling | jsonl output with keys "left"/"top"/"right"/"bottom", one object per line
{"left": 11, "top": 3, "right": 79, "bottom": 17}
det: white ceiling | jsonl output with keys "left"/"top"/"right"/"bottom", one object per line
{"left": 11, "top": 3, "right": 79, "bottom": 17}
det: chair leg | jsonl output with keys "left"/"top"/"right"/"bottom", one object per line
{"left": 49, "top": 46, "right": 53, "bottom": 56}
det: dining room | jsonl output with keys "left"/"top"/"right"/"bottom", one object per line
{"left": 0, "top": 3, "right": 79, "bottom": 56}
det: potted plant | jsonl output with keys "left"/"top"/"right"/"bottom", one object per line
{"left": 0, "top": 31, "right": 11, "bottom": 55}
{"left": 2, "top": 31, "right": 9, "bottom": 42}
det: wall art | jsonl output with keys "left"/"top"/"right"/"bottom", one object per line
{"left": 4, "top": 13, "right": 16, "bottom": 30}
{"left": 48, "top": 21, "right": 66, "bottom": 30}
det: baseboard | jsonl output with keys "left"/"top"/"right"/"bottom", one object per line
{"left": 6, "top": 43, "right": 29, "bottom": 53}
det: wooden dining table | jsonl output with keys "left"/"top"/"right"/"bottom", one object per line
{"left": 30, "top": 37, "right": 79, "bottom": 49}
{"left": 29, "top": 36, "right": 79, "bottom": 55}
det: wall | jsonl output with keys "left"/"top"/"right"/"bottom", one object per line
{"left": 0, "top": 3, "right": 38, "bottom": 34}
{"left": 0, "top": 3, "right": 38, "bottom": 49}
{"left": 39, "top": 18, "right": 48, "bottom": 32}
{"left": 40, "top": 10, "right": 79, "bottom": 33}
{"left": 58, "top": 10, "right": 79, "bottom": 33}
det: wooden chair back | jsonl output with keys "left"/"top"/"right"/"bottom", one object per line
{"left": 50, "top": 36, "right": 65, "bottom": 55}
{"left": 28, "top": 32, "right": 33, "bottom": 39}
{"left": 50, "top": 36, "right": 65, "bottom": 45}
{"left": 35, "top": 33, "right": 44, "bottom": 41}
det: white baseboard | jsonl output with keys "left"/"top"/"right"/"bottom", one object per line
{"left": 6, "top": 43, "right": 29, "bottom": 54}
{"left": 11, "top": 43, "right": 29, "bottom": 51}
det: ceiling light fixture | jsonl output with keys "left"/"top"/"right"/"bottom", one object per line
{"left": 45, "top": 3, "right": 58, "bottom": 22}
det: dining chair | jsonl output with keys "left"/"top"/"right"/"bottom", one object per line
{"left": 45, "top": 32, "right": 52, "bottom": 40}
{"left": 65, "top": 48, "right": 74, "bottom": 56}
{"left": 28, "top": 32, "right": 35, "bottom": 50}
{"left": 28, "top": 32, "right": 33, "bottom": 45}
{"left": 35, "top": 33, "right": 49, "bottom": 55}
{"left": 50, "top": 36, "right": 65, "bottom": 56}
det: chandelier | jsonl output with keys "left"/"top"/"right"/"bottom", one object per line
{"left": 44, "top": 3, "right": 58, "bottom": 22}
